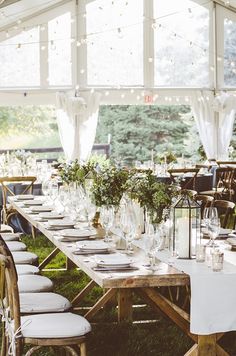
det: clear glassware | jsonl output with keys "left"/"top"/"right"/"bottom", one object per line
{"left": 208, "top": 218, "right": 220, "bottom": 247}
{"left": 49, "top": 180, "right": 58, "bottom": 204}
{"left": 42, "top": 180, "right": 50, "bottom": 197}
{"left": 203, "top": 207, "right": 218, "bottom": 246}
{"left": 100, "top": 205, "right": 115, "bottom": 242}
{"left": 58, "top": 185, "right": 70, "bottom": 214}
{"left": 144, "top": 224, "right": 162, "bottom": 271}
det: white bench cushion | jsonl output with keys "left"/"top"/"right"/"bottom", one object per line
{"left": 12, "top": 251, "right": 38, "bottom": 265}
{"left": 0, "top": 225, "right": 14, "bottom": 233}
{"left": 16, "top": 265, "right": 39, "bottom": 275}
{"left": 18, "top": 275, "right": 53, "bottom": 293}
{"left": 1, "top": 233, "right": 21, "bottom": 241}
{"left": 19, "top": 313, "right": 91, "bottom": 338}
{"left": 19, "top": 293, "right": 71, "bottom": 314}
{"left": 6, "top": 241, "right": 26, "bottom": 251}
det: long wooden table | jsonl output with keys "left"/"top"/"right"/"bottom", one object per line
{"left": 9, "top": 197, "right": 229, "bottom": 356}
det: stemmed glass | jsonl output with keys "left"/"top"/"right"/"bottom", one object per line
{"left": 203, "top": 207, "right": 219, "bottom": 246}
{"left": 144, "top": 224, "right": 162, "bottom": 271}
{"left": 58, "top": 185, "right": 69, "bottom": 214}
{"left": 120, "top": 205, "right": 136, "bottom": 254}
{"left": 48, "top": 180, "right": 58, "bottom": 204}
{"left": 100, "top": 206, "right": 115, "bottom": 242}
{"left": 208, "top": 218, "right": 221, "bottom": 247}
{"left": 42, "top": 180, "right": 51, "bottom": 203}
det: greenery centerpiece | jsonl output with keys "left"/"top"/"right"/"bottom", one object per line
{"left": 91, "top": 166, "right": 132, "bottom": 208}
{"left": 58, "top": 159, "right": 96, "bottom": 187}
{"left": 155, "top": 151, "right": 177, "bottom": 165}
{"left": 128, "top": 170, "right": 178, "bottom": 224}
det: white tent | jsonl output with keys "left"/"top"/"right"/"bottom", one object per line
{"left": 0, "top": 0, "right": 236, "bottom": 160}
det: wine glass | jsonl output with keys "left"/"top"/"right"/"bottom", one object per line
{"left": 144, "top": 224, "right": 162, "bottom": 271}
{"left": 58, "top": 185, "right": 69, "bottom": 214}
{"left": 49, "top": 180, "right": 58, "bottom": 204}
{"left": 100, "top": 206, "right": 115, "bottom": 242}
{"left": 208, "top": 218, "right": 221, "bottom": 247}
{"left": 42, "top": 180, "right": 50, "bottom": 200}
{"left": 125, "top": 209, "right": 137, "bottom": 254}
{"left": 203, "top": 207, "right": 218, "bottom": 245}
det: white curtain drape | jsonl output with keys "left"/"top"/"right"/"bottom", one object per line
{"left": 56, "top": 92, "right": 101, "bottom": 162}
{"left": 191, "top": 91, "right": 217, "bottom": 159}
{"left": 213, "top": 92, "right": 236, "bottom": 160}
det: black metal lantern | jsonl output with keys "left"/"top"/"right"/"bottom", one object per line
{"left": 173, "top": 193, "right": 201, "bottom": 259}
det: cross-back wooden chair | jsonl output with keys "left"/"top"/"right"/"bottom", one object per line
{"left": 168, "top": 168, "right": 200, "bottom": 191}
{"left": 0, "top": 251, "right": 91, "bottom": 356}
{"left": 216, "top": 161, "right": 236, "bottom": 167}
{"left": 211, "top": 199, "right": 235, "bottom": 229}
{"left": 0, "top": 176, "right": 37, "bottom": 238}
{"left": 200, "top": 167, "right": 235, "bottom": 201}
{"left": 194, "top": 195, "right": 214, "bottom": 219}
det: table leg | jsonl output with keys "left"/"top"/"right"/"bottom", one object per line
{"left": 72, "top": 280, "right": 96, "bottom": 307}
{"left": 38, "top": 247, "right": 60, "bottom": 270}
{"left": 117, "top": 289, "right": 133, "bottom": 322}
{"left": 197, "top": 335, "right": 217, "bottom": 356}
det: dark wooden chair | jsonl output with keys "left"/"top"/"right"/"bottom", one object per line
{"left": 200, "top": 167, "right": 235, "bottom": 201}
{"left": 211, "top": 199, "right": 235, "bottom": 228}
{"left": 194, "top": 195, "right": 214, "bottom": 218}
{"left": 216, "top": 161, "right": 236, "bottom": 167}
{"left": 168, "top": 168, "right": 200, "bottom": 190}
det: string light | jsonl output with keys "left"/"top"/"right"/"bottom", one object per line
{"left": 0, "top": 0, "right": 225, "bottom": 95}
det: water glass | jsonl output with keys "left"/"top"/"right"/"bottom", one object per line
{"left": 196, "top": 244, "right": 206, "bottom": 262}
{"left": 212, "top": 250, "right": 224, "bottom": 272}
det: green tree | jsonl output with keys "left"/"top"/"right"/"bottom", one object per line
{"left": 96, "top": 105, "right": 200, "bottom": 165}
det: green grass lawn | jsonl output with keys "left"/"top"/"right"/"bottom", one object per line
{"left": 2, "top": 235, "right": 236, "bottom": 356}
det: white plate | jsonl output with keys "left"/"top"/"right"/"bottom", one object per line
{"left": 39, "top": 212, "right": 64, "bottom": 219}
{"left": 76, "top": 241, "right": 109, "bottom": 251}
{"left": 95, "top": 254, "right": 132, "bottom": 267}
{"left": 31, "top": 206, "right": 53, "bottom": 213}
{"left": 15, "top": 194, "right": 34, "bottom": 200}
{"left": 60, "top": 229, "right": 97, "bottom": 238}
{"left": 219, "top": 228, "right": 232, "bottom": 236}
{"left": 227, "top": 237, "right": 236, "bottom": 247}
{"left": 24, "top": 200, "right": 44, "bottom": 206}
{"left": 48, "top": 220, "right": 75, "bottom": 228}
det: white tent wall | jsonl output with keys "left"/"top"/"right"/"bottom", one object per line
{"left": 0, "top": 0, "right": 235, "bottom": 160}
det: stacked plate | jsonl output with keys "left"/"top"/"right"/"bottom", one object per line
{"left": 57, "top": 228, "right": 97, "bottom": 242}
{"left": 24, "top": 200, "right": 44, "bottom": 206}
{"left": 93, "top": 254, "right": 137, "bottom": 272}
{"left": 73, "top": 241, "right": 110, "bottom": 255}
{"left": 15, "top": 194, "right": 35, "bottom": 201}
{"left": 30, "top": 206, "right": 53, "bottom": 213}
{"left": 226, "top": 236, "right": 236, "bottom": 250}
{"left": 39, "top": 212, "right": 64, "bottom": 220}
{"left": 218, "top": 228, "right": 232, "bottom": 239}
{"left": 46, "top": 219, "right": 75, "bottom": 230}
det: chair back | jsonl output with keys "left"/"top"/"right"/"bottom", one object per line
{"left": 212, "top": 199, "right": 235, "bottom": 228}
{"left": 195, "top": 195, "right": 214, "bottom": 218}
{"left": 216, "top": 161, "right": 236, "bottom": 167}
{"left": 168, "top": 168, "right": 199, "bottom": 190}
{"left": 215, "top": 167, "right": 235, "bottom": 200}
{"left": 0, "top": 176, "right": 36, "bottom": 224}
{"left": 0, "top": 252, "right": 21, "bottom": 351}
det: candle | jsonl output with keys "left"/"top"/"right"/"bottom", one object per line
{"left": 177, "top": 217, "right": 190, "bottom": 258}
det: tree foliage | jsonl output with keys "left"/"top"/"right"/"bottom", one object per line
{"left": 0, "top": 106, "right": 56, "bottom": 137}
{"left": 96, "top": 105, "right": 200, "bottom": 165}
